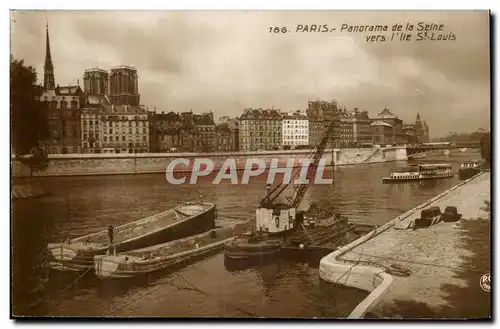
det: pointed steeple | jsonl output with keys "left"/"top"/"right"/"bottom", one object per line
{"left": 416, "top": 112, "right": 421, "bottom": 121}
{"left": 44, "top": 21, "right": 55, "bottom": 90}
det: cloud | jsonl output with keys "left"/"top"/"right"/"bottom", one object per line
{"left": 10, "top": 10, "right": 490, "bottom": 137}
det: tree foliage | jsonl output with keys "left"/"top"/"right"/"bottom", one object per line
{"left": 18, "top": 147, "right": 49, "bottom": 177}
{"left": 480, "top": 133, "right": 490, "bottom": 162}
{"left": 11, "top": 57, "right": 48, "bottom": 155}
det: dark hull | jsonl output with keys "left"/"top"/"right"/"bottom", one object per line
{"left": 224, "top": 238, "right": 283, "bottom": 261}
{"left": 48, "top": 205, "right": 216, "bottom": 272}
{"left": 382, "top": 174, "right": 454, "bottom": 183}
{"left": 459, "top": 168, "right": 481, "bottom": 180}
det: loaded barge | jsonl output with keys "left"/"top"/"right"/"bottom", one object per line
{"left": 47, "top": 202, "right": 216, "bottom": 272}
{"left": 94, "top": 220, "right": 249, "bottom": 279}
{"left": 382, "top": 163, "right": 453, "bottom": 183}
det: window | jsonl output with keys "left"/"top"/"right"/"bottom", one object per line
{"left": 60, "top": 101, "right": 68, "bottom": 109}
{"left": 70, "top": 101, "right": 78, "bottom": 109}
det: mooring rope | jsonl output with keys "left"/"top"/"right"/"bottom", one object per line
{"left": 60, "top": 267, "right": 92, "bottom": 292}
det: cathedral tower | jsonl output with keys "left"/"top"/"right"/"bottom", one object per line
{"left": 44, "top": 22, "right": 55, "bottom": 90}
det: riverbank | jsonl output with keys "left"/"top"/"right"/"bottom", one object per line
{"left": 11, "top": 147, "right": 407, "bottom": 178}
{"left": 319, "top": 171, "right": 491, "bottom": 319}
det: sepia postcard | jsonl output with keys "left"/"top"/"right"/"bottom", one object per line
{"left": 10, "top": 10, "right": 491, "bottom": 320}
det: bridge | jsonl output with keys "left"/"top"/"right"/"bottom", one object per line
{"left": 406, "top": 141, "right": 481, "bottom": 157}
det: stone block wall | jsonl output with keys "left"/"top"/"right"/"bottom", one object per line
{"left": 11, "top": 148, "right": 406, "bottom": 178}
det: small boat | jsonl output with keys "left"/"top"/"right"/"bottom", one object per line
{"left": 47, "top": 202, "right": 216, "bottom": 272}
{"left": 459, "top": 160, "right": 482, "bottom": 180}
{"left": 408, "top": 153, "right": 427, "bottom": 160}
{"left": 94, "top": 221, "right": 249, "bottom": 279}
{"left": 382, "top": 163, "right": 454, "bottom": 183}
{"left": 459, "top": 148, "right": 468, "bottom": 152}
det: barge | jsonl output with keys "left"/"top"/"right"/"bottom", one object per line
{"left": 94, "top": 220, "right": 249, "bottom": 279}
{"left": 47, "top": 202, "right": 216, "bottom": 273}
{"left": 382, "top": 163, "right": 453, "bottom": 183}
{"left": 458, "top": 160, "right": 481, "bottom": 180}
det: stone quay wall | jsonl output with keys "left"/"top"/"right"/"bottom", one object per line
{"left": 11, "top": 147, "right": 407, "bottom": 178}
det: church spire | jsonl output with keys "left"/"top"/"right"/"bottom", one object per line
{"left": 44, "top": 21, "right": 55, "bottom": 90}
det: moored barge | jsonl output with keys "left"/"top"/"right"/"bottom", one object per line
{"left": 94, "top": 220, "right": 248, "bottom": 279}
{"left": 382, "top": 163, "right": 453, "bottom": 183}
{"left": 458, "top": 160, "right": 482, "bottom": 180}
{"left": 47, "top": 202, "right": 216, "bottom": 273}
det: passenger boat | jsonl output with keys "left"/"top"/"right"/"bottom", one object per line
{"left": 94, "top": 221, "right": 249, "bottom": 279}
{"left": 382, "top": 163, "right": 454, "bottom": 183}
{"left": 47, "top": 202, "right": 216, "bottom": 272}
{"left": 459, "top": 160, "right": 482, "bottom": 180}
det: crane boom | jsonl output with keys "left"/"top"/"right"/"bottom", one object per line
{"left": 260, "top": 119, "right": 335, "bottom": 208}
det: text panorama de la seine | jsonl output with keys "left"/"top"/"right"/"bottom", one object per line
{"left": 269, "top": 22, "right": 457, "bottom": 42}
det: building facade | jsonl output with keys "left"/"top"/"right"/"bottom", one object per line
{"left": 81, "top": 107, "right": 103, "bottom": 153}
{"left": 150, "top": 111, "right": 216, "bottom": 153}
{"left": 83, "top": 68, "right": 109, "bottom": 96}
{"left": 238, "top": 108, "right": 282, "bottom": 151}
{"left": 99, "top": 105, "right": 149, "bottom": 154}
{"left": 215, "top": 122, "right": 239, "bottom": 152}
{"left": 40, "top": 86, "right": 85, "bottom": 154}
{"left": 282, "top": 111, "right": 309, "bottom": 148}
{"left": 150, "top": 111, "right": 184, "bottom": 152}
{"left": 306, "top": 100, "right": 341, "bottom": 148}
{"left": 109, "top": 66, "right": 140, "bottom": 106}
{"left": 371, "top": 107, "right": 404, "bottom": 145}
{"left": 403, "top": 113, "right": 430, "bottom": 145}
{"left": 371, "top": 121, "right": 394, "bottom": 146}
{"left": 192, "top": 112, "right": 216, "bottom": 153}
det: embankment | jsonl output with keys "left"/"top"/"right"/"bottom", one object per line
{"left": 319, "top": 171, "right": 491, "bottom": 319}
{"left": 11, "top": 147, "right": 407, "bottom": 178}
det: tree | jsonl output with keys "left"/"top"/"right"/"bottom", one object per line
{"left": 11, "top": 57, "right": 48, "bottom": 155}
{"left": 480, "top": 133, "right": 490, "bottom": 163}
{"left": 18, "top": 147, "right": 49, "bottom": 178}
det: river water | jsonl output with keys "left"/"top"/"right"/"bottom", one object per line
{"left": 11, "top": 150, "right": 481, "bottom": 318}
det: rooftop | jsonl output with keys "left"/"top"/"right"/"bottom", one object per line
{"left": 55, "top": 85, "right": 82, "bottom": 96}
{"left": 376, "top": 107, "right": 399, "bottom": 119}
{"left": 110, "top": 65, "right": 137, "bottom": 71}
{"left": 84, "top": 68, "right": 108, "bottom": 73}
{"left": 371, "top": 120, "right": 393, "bottom": 128}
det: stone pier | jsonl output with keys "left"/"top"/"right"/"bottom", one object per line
{"left": 319, "top": 171, "right": 491, "bottom": 319}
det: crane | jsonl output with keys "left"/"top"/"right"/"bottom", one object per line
{"left": 260, "top": 118, "right": 336, "bottom": 209}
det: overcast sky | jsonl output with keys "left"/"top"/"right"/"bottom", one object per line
{"left": 10, "top": 10, "right": 490, "bottom": 137}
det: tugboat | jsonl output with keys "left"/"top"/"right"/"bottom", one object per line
{"left": 382, "top": 163, "right": 453, "bottom": 183}
{"left": 224, "top": 117, "right": 336, "bottom": 264}
{"left": 458, "top": 160, "right": 482, "bottom": 180}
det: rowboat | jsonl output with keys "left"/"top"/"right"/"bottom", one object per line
{"left": 94, "top": 220, "right": 249, "bottom": 279}
{"left": 47, "top": 202, "right": 216, "bottom": 272}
